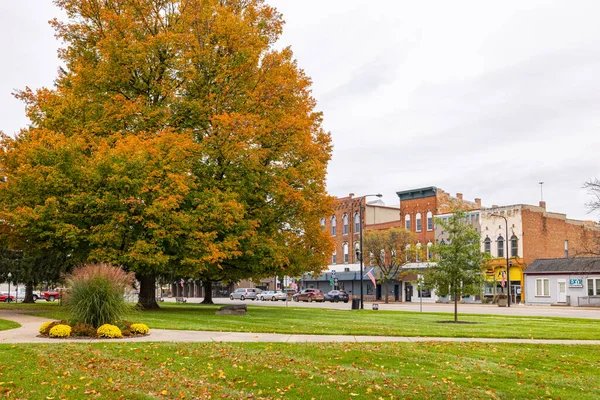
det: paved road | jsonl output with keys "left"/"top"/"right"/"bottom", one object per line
{"left": 1, "top": 311, "right": 600, "bottom": 345}
{"left": 163, "top": 297, "right": 600, "bottom": 319}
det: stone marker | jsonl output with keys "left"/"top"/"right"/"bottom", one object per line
{"left": 216, "top": 304, "right": 247, "bottom": 315}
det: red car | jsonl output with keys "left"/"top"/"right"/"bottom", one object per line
{"left": 0, "top": 294, "right": 15, "bottom": 303}
{"left": 292, "top": 288, "right": 325, "bottom": 303}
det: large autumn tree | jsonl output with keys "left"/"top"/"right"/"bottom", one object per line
{"left": 0, "top": 0, "right": 333, "bottom": 309}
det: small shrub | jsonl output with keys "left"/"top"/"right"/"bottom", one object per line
{"left": 115, "top": 320, "right": 133, "bottom": 331}
{"left": 64, "top": 263, "right": 135, "bottom": 328}
{"left": 40, "top": 320, "right": 68, "bottom": 336}
{"left": 122, "top": 329, "right": 132, "bottom": 337}
{"left": 130, "top": 323, "right": 150, "bottom": 335}
{"left": 49, "top": 324, "right": 72, "bottom": 338}
{"left": 71, "top": 323, "right": 97, "bottom": 337}
{"left": 39, "top": 322, "right": 53, "bottom": 335}
{"left": 97, "top": 324, "right": 122, "bottom": 338}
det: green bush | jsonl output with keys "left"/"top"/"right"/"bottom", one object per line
{"left": 64, "top": 263, "right": 135, "bottom": 328}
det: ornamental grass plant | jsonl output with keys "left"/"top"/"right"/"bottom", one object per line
{"left": 64, "top": 264, "right": 135, "bottom": 328}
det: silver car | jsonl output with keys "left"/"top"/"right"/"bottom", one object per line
{"left": 229, "top": 288, "right": 258, "bottom": 301}
{"left": 259, "top": 290, "right": 287, "bottom": 301}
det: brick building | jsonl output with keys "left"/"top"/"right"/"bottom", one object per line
{"left": 397, "top": 186, "right": 481, "bottom": 245}
{"left": 321, "top": 193, "right": 402, "bottom": 272}
{"left": 480, "top": 201, "right": 600, "bottom": 303}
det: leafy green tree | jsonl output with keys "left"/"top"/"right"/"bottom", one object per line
{"left": 425, "top": 211, "right": 487, "bottom": 322}
{"left": 363, "top": 228, "right": 412, "bottom": 304}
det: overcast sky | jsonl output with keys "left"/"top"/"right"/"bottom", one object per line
{"left": 1, "top": 1, "right": 599, "bottom": 220}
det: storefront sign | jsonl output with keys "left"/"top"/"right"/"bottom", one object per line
{"left": 569, "top": 279, "right": 583, "bottom": 288}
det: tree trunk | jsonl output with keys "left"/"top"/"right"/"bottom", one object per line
{"left": 22, "top": 281, "right": 35, "bottom": 304}
{"left": 454, "top": 287, "right": 458, "bottom": 322}
{"left": 137, "top": 273, "right": 160, "bottom": 310}
{"left": 201, "top": 280, "right": 213, "bottom": 304}
{"left": 384, "top": 280, "right": 389, "bottom": 304}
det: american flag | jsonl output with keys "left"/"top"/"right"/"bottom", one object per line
{"left": 365, "top": 268, "right": 377, "bottom": 287}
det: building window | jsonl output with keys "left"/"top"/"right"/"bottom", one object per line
{"left": 427, "top": 212, "right": 433, "bottom": 231}
{"left": 440, "top": 239, "right": 446, "bottom": 245}
{"left": 342, "top": 214, "right": 348, "bottom": 236}
{"left": 587, "top": 278, "right": 600, "bottom": 296}
{"left": 536, "top": 278, "right": 550, "bottom": 296}
{"left": 354, "top": 242, "right": 359, "bottom": 263}
{"left": 484, "top": 237, "right": 491, "bottom": 254}
{"left": 369, "top": 252, "right": 374, "bottom": 266}
{"left": 416, "top": 213, "right": 422, "bottom": 232}
{"left": 427, "top": 241, "right": 433, "bottom": 261}
{"left": 331, "top": 250, "right": 336, "bottom": 264}
{"left": 320, "top": 218, "right": 325, "bottom": 231}
{"left": 511, "top": 235, "right": 518, "bottom": 257}
{"left": 343, "top": 243, "right": 349, "bottom": 264}
{"left": 497, "top": 235, "right": 504, "bottom": 258}
{"left": 564, "top": 240, "right": 569, "bottom": 258}
{"left": 405, "top": 244, "right": 411, "bottom": 262}
{"left": 416, "top": 242, "right": 422, "bottom": 262}
{"left": 405, "top": 214, "right": 411, "bottom": 230}
{"left": 331, "top": 216, "right": 336, "bottom": 236}
{"left": 354, "top": 212, "right": 360, "bottom": 234}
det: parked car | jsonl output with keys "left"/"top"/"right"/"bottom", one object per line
{"left": 43, "top": 289, "right": 65, "bottom": 302}
{"left": 260, "top": 290, "right": 287, "bottom": 301}
{"left": 259, "top": 290, "right": 274, "bottom": 301}
{"left": 229, "top": 288, "right": 259, "bottom": 301}
{"left": 292, "top": 288, "right": 325, "bottom": 302}
{"left": 324, "top": 290, "right": 349, "bottom": 303}
{"left": 0, "top": 294, "right": 15, "bottom": 303}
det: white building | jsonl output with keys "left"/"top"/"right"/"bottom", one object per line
{"left": 524, "top": 257, "right": 600, "bottom": 306}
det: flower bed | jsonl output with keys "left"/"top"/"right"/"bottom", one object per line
{"left": 38, "top": 320, "right": 150, "bottom": 339}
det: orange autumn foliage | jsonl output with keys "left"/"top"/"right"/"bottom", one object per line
{"left": 1, "top": 0, "right": 333, "bottom": 308}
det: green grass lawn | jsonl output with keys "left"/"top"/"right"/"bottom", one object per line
{"left": 0, "top": 342, "right": 598, "bottom": 399}
{"left": 0, "top": 318, "right": 20, "bottom": 331}
{"left": 35, "top": 303, "right": 600, "bottom": 340}
{"left": 0, "top": 302, "right": 60, "bottom": 311}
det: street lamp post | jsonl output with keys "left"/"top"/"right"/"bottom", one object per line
{"left": 358, "top": 193, "right": 382, "bottom": 309}
{"left": 492, "top": 214, "right": 510, "bottom": 307}
{"left": 7, "top": 272, "right": 12, "bottom": 304}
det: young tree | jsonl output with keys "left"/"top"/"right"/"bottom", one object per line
{"left": 1, "top": 0, "right": 333, "bottom": 308}
{"left": 363, "top": 228, "right": 412, "bottom": 304}
{"left": 424, "top": 211, "right": 487, "bottom": 322}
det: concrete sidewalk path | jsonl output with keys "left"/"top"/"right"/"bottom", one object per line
{"left": 2, "top": 310, "right": 600, "bottom": 345}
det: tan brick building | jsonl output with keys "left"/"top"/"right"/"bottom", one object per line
{"left": 481, "top": 201, "right": 600, "bottom": 303}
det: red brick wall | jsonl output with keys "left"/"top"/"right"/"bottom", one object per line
{"left": 521, "top": 208, "right": 600, "bottom": 265}
{"left": 400, "top": 195, "right": 437, "bottom": 244}
{"left": 322, "top": 196, "right": 364, "bottom": 265}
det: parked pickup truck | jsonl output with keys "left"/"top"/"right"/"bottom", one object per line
{"left": 43, "top": 289, "right": 64, "bottom": 302}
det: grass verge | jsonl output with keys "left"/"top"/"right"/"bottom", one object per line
{"left": 0, "top": 318, "right": 20, "bottom": 331}
{"left": 0, "top": 342, "right": 598, "bottom": 399}
{"left": 35, "top": 303, "right": 600, "bottom": 340}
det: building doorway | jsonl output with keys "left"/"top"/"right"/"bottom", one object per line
{"left": 405, "top": 283, "right": 412, "bottom": 302}
{"left": 557, "top": 280, "right": 566, "bottom": 303}
{"left": 394, "top": 284, "right": 400, "bottom": 301}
